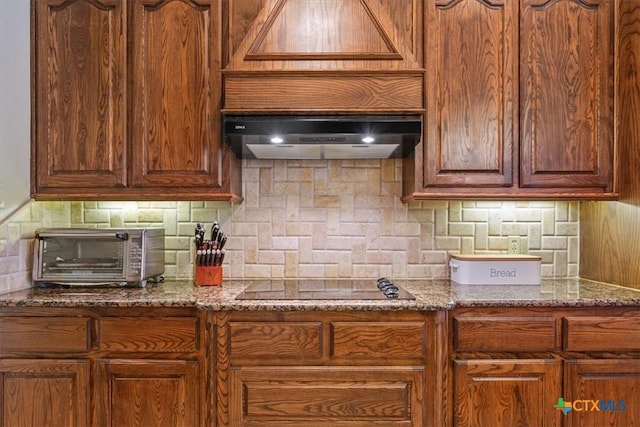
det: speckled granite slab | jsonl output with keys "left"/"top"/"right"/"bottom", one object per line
{"left": 1, "top": 278, "right": 640, "bottom": 310}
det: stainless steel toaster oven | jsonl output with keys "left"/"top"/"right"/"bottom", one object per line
{"left": 32, "top": 228, "right": 165, "bottom": 287}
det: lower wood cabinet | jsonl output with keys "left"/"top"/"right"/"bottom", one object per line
{"left": 564, "top": 359, "right": 640, "bottom": 427}
{"left": 4, "top": 304, "right": 640, "bottom": 426}
{"left": 96, "top": 359, "right": 199, "bottom": 427}
{"left": 450, "top": 307, "right": 640, "bottom": 427}
{"left": 0, "top": 307, "right": 204, "bottom": 427}
{"left": 453, "top": 359, "right": 561, "bottom": 427}
{"left": 229, "top": 366, "right": 425, "bottom": 425}
{"left": 213, "top": 310, "right": 445, "bottom": 427}
{"left": 0, "top": 359, "right": 90, "bottom": 427}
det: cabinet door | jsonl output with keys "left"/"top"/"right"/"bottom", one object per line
{"left": 97, "top": 359, "right": 199, "bottom": 427}
{"left": 565, "top": 359, "right": 640, "bottom": 427}
{"left": 520, "top": 0, "right": 613, "bottom": 191}
{"left": 454, "top": 359, "right": 562, "bottom": 427}
{"left": 424, "top": 0, "right": 516, "bottom": 188}
{"left": 0, "top": 359, "right": 90, "bottom": 427}
{"left": 229, "top": 366, "right": 425, "bottom": 426}
{"left": 32, "top": 0, "right": 126, "bottom": 191}
{"left": 129, "top": 0, "right": 226, "bottom": 190}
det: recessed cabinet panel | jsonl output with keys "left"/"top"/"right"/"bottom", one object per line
{"left": 33, "top": 0, "right": 126, "bottom": 189}
{"left": 330, "top": 321, "right": 425, "bottom": 358}
{"left": 229, "top": 321, "right": 323, "bottom": 360}
{"left": 563, "top": 316, "right": 640, "bottom": 352}
{"left": 229, "top": 366, "right": 424, "bottom": 426}
{"left": 520, "top": 0, "right": 613, "bottom": 189}
{"left": 565, "top": 360, "right": 640, "bottom": 427}
{"left": 129, "top": 0, "right": 222, "bottom": 188}
{"left": 0, "top": 359, "right": 90, "bottom": 427}
{"left": 97, "top": 359, "right": 199, "bottom": 427}
{"left": 100, "top": 317, "right": 199, "bottom": 353}
{"left": 453, "top": 316, "right": 557, "bottom": 352}
{"left": 424, "top": 0, "right": 516, "bottom": 187}
{"left": 0, "top": 316, "right": 92, "bottom": 353}
{"left": 454, "top": 359, "right": 562, "bottom": 427}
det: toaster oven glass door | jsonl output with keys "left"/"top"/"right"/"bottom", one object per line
{"left": 40, "top": 234, "right": 127, "bottom": 280}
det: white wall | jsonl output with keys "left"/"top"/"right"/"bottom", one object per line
{"left": 0, "top": 0, "right": 31, "bottom": 222}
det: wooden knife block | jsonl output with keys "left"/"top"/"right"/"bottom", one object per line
{"left": 194, "top": 266, "right": 223, "bottom": 286}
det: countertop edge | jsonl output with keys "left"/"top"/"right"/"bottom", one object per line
{"left": 2, "top": 278, "right": 640, "bottom": 310}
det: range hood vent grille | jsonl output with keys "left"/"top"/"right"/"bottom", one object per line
{"left": 223, "top": 115, "right": 422, "bottom": 160}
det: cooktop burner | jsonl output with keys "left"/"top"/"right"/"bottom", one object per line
{"left": 236, "top": 278, "right": 416, "bottom": 301}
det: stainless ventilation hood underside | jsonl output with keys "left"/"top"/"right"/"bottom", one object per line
{"left": 223, "top": 115, "right": 422, "bottom": 160}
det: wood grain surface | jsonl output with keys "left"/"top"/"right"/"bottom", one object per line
{"left": 580, "top": 0, "right": 640, "bottom": 288}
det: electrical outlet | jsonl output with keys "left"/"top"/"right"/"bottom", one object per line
{"left": 508, "top": 236, "right": 520, "bottom": 254}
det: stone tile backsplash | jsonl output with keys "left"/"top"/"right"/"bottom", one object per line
{"left": 0, "top": 159, "right": 579, "bottom": 293}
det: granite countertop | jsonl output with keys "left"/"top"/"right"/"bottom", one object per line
{"left": 2, "top": 278, "right": 640, "bottom": 310}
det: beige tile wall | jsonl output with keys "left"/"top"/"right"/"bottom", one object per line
{"left": 0, "top": 159, "right": 579, "bottom": 293}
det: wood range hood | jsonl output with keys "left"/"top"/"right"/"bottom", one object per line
{"left": 221, "top": 0, "right": 425, "bottom": 116}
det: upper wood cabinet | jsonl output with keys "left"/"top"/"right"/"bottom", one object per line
{"left": 422, "top": 0, "right": 517, "bottom": 189}
{"left": 520, "top": 0, "right": 613, "bottom": 191}
{"left": 222, "top": 0, "right": 425, "bottom": 113}
{"left": 32, "top": 0, "right": 242, "bottom": 202}
{"left": 404, "top": 0, "right": 620, "bottom": 201}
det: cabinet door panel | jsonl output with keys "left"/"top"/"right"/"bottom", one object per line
{"left": 424, "top": 0, "right": 516, "bottom": 187}
{"left": 130, "top": 0, "right": 223, "bottom": 188}
{"left": 330, "top": 321, "right": 426, "bottom": 358}
{"left": 0, "top": 359, "right": 90, "bottom": 427}
{"left": 33, "top": 0, "right": 125, "bottom": 189}
{"left": 454, "top": 359, "right": 562, "bottom": 427}
{"left": 565, "top": 359, "right": 640, "bottom": 427}
{"left": 229, "top": 366, "right": 425, "bottom": 426}
{"left": 0, "top": 316, "right": 92, "bottom": 353}
{"left": 229, "top": 321, "right": 323, "bottom": 360}
{"left": 453, "top": 316, "right": 557, "bottom": 352}
{"left": 520, "top": 0, "right": 613, "bottom": 189}
{"left": 97, "top": 359, "right": 199, "bottom": 427}
{"left": 564, "top": 316, "right": 640, "bottom": 352}
{"left": 100, "top": 316, "right": 199, "bottom": 353}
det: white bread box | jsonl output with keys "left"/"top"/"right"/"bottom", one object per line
{"left": 449, "top": 254, "right": 542, "bottom": 285}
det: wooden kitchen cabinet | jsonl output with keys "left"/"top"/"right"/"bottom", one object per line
{"left": 564, "top": 360, "right": 640, "bottom": 426}
{"left": 450, "top": 307, "right": 640, "bottom": 427}
{"left": 31, "top": 0, "right": 241, "bottom": 202}
{"left": 404, "top": 0, "right": 621, "bottom": 201}
{"left": 96, "top": 359, "right": 199, "bottom": 427}
{"left": 0, "top": 359, "right": 90, "bottom": 427}
{"left": 0, "top": 307, "right": 205, "bottom": 427}
{"left": 519, "top": 0, "right": 613, "bottom": 192}
{"left": 420, "top": 0, "right": 517, "bottom": 190}
{"left": 213, "top": 310, "right": 445, "bottom": 426}
{"left": 453, "top": 359, "right": 561, "bottom": 427}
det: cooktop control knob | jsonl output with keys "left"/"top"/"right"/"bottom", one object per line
{"left": 377, "top": 277, "right": 400, "bottom": 299}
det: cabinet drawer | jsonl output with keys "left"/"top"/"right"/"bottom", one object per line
{"left": 453, "top": 316, "right": 557, "bottom": 352}
{"left": 0, "top": 316, "right": 92, "bottom": 353}
{"left": 229, "top": 366, "right": 424, "bottom": 425}
{"left": 331, "top": 321, "right": 425, "bottom": 358}
{"left": 100, "top": 317, "right": 198, "bottom": 352}
{"left": 229, "top": 322, "right": 322, "bottom": 359}
{"left": 564, "top": 316, "right": 640, "bottom": 351}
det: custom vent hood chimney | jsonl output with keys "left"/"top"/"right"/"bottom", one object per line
{"left": 223, "top": 115, "right": 422, "bottom": 160}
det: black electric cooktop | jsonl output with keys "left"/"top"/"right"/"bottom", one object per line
{"left": 236, "top": 278, "right": 416, "bottom": 301}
